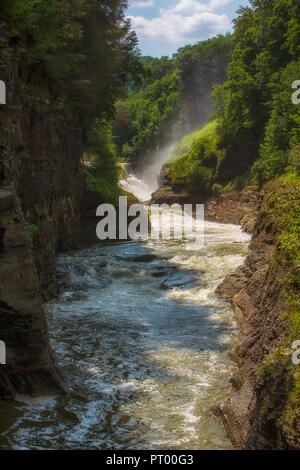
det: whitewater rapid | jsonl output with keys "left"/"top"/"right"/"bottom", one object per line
{"left": 0, "top": 176, "right": 250, "bottom": 449}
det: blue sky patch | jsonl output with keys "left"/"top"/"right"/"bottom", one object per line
{"left": 127, "top": 0, "right": 250, "bottom": 57}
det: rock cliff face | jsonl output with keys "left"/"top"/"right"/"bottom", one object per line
{"left": 213, "top": 178, "right": 300, "bottom": 450}
{"left": 0, "top": 21, "right": 85, "bottom": 398}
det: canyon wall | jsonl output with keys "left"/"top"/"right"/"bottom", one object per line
{"left": 0, "top": 20, "right": 86, "bottom": 399}
{"left": 213, "top": 177, "right": 300, "bottom": 450}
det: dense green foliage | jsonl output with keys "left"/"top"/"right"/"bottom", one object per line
{"left": 2, "top": 0, "right": 299, "bottom": 201}
{"left": 113, "top": 34, "right": 234, "bottom": 165}
{"left": 114, "top": 56, "right": 179, "bottom": 162}
{"left": 165, "top": 121, "right": 220, "bottom": 194}
{"left": 84, "top": 124, "right": 121, "bottom": 204}
{"left": 252, "top": 61, "right": 300, "bottom": 184}
{"left": 214, "top": 0, "right": 300, "bottom": 186}
{"left": 165, "top": 0, "right": 300, "bottom": 195}
{"left": 1, "top": 0, "right": 140, "bottom": 201}
{"left": 3, "top": 0, "right": 141, "bottom": 119}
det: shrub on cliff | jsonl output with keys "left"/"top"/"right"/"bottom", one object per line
{"left": 84, "top": 123, "right": 121, "bottom": 205}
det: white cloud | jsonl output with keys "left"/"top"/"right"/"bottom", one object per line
{"left": 175, "top": 0, "right": 232, "bottom": 13}
{"left": 128, "top": 1, "right": 231, "bottom": 44}
{"left": 175, "top": 0, "right": 207, "bottom": 13}
{"left": 131, "top": 0, "right": 154, "bottom": 7}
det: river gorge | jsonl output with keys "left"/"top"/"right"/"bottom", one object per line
{"left": 1, "top": 1, "right": 299, "bottom": 451}
{"left": 0, "top": 175, "right": 250, "bottom": 450}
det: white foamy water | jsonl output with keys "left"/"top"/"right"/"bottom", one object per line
{"left": 120, "top": 174, "right": 154, "bottom": 203}
{"left": 0, "top": 192, "right": 250, "bottom": 449}
{"left": 120, "top": 146, "right": 172, "bottom": 203}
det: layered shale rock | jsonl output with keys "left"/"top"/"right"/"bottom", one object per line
{"left": 214, "top": 178, "right": 300, "bottom": 449}
{"left": 0, "top": 20, "right": 85, "bottom": 398}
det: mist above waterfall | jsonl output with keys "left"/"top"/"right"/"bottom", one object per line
{"left": 120, "top": 145, "right": 172, "bottom": 203}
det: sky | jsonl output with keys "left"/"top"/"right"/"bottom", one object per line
{"left": 126, "top": 0, "right": 250, "bottom": 57}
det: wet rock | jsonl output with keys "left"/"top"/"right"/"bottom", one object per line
{"left": 151, "top": 167, "right": 203, "bottom": 205}
{"left": 206, "top": 188, "right": 259, "bottom": 232}
{"left": 212, "top": 380, "right": 255, "bottom": 449}
{"left": 132, "top": 254, "right": 159, "bottom": 263}
{"left": 147, "top": 262, "right": 180, "bottom": 279}
{"left": 160, "top": 271, "right": 199, "bottom": 290}
{"left": 0, "top": 187, "right": 15, "bottom": 211}
{"left": 216, "top": 265, "right": 250, "bottom": 302}
{"left": 230, "top": 371, "right": 245, "bottom": 391}
{"left": 96, "top": 260, "right": 107, "bottom": 270}
{"left": 149, "top": 267, "right": 172, "bottom": 278}
{"left": 111, "top": 269, "right": 134, "bottom": 279}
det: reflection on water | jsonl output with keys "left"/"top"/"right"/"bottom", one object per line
{"left": 0, "top": 213, "right": 250, "bottom": 450}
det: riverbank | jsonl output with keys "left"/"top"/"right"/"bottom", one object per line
{"left": 214, "top": 175, "right": 300, "bottom": 450}
{"left": 153, "top": 172, "right": 299, "bottom": 449}
{"left": 126, "top": 165, "right": 299, "bottom": 449}
{"left": 151, "top": 169, "right": 259, "bottom": 233}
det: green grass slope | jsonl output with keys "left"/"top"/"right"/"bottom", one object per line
{"left": 164, "top": 121, "right": 223, "bottom": 195}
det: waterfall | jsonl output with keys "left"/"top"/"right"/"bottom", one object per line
{"left": 120, "top": 146, "right": 172, "bottom": 203}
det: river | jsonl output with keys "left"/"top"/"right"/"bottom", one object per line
{"left": 0, "top": 174, "right": 250, "bottom": 450}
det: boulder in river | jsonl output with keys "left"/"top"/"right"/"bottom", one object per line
{"left": 160, "top": 271, "right": 200, "bottom": 290}
{"left": 132, "top": 254, "right": 159, "bottom": 263}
